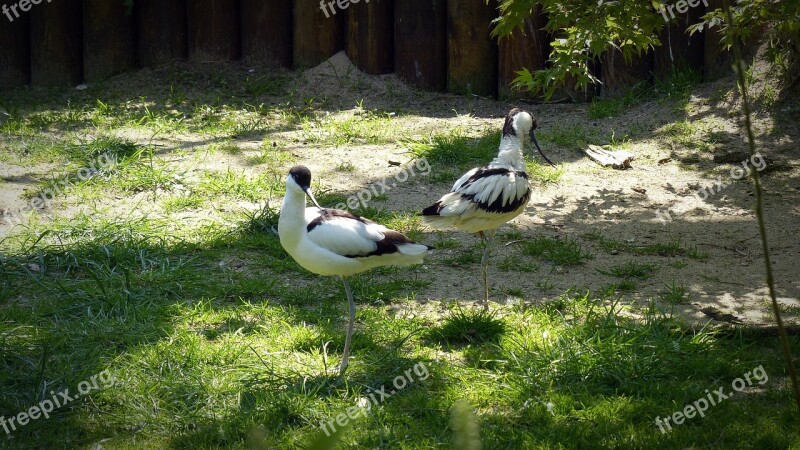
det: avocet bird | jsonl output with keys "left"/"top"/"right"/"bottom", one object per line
{"left": 421, "top": 108, "right": 554, "bottom": 308}
{"left": 278, "top": 165, "right": 432, "bottom": 374}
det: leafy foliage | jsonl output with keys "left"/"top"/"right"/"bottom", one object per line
{"left": 690, "top": 0, "right": 800, "bottom": 79}
{"left": 491, "top": 0, "right": 800, "bottom": 99}
{"left": 491, "top": 0, "right": 667, "bottom": 100}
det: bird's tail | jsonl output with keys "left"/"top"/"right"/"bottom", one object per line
{"left": 396, "top": 243, "right": 433, "bottom": 255}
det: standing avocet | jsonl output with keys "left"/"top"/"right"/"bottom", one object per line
{"left": 420, "top": 108, "right": 554, "bottom": 308}
{"left": 278, "top": 165, "right": 432, "bottom": 374}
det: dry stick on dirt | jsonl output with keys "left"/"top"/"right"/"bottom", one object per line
{"left": 721, "top": 0, "right": 800, "bottom": 411}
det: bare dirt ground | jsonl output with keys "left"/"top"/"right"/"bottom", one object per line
{"left": 1, "top": 51, "right": 798, "bottom": 328}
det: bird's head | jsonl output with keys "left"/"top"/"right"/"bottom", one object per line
{"left": 287, "top": 165, "right": 323, "bottom": 209}
{"left": 503, "top": 108, "right": 555, "bottom": 167}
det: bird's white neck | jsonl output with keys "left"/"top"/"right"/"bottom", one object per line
{"left": 279, "top": 186, "right": 307, "bottom": 245}
{"left": 489, "top": 135, "right": 526, "bottom": 171}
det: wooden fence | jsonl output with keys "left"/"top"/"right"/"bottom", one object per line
{"left": 0, "top": 0, "right": 728, "bottom": 99}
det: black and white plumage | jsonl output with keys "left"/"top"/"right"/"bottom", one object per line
{"left": 421, "top": 167, "right": 532, "bottom": 233}
{"left": 278, "top": 165, "right": 432, "bottom": 374}
{"left": 421, "top": 108, "right": 554, "bottom": 307}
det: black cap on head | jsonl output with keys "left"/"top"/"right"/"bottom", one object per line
{"left": 502, "top": 108, "right": 536, "bottom": 137}
{"left": 288, "top": 165, "right": 312, "bottom": 191}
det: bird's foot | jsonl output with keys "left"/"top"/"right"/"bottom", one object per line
{"left": 329, "top": 361, "right": 349, "bottom": 378}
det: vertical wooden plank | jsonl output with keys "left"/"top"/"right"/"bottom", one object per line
{"left": 30, "top": 0, "right": 82, "bottom": 86}
{"left": 345, "top": 0, "right": 393, "bottom": 75}
{"left": 447, "top": 0, "right": 498, "bottom": 96}
{"left": 654, "top": 6, "right": 705, "bottom": 81}
{"left": 703, "top": 0, "right": 730, "bottom": 81}
{"left": 293, "top": 0, "right": 343, "bottom": 68}
{"left": 137, "top": 0, "right": 187, "bottom": 67}
{"left": 0, "top": 0, "right": 30, "bottom": 87}
{"left": 241, "top": 0, "right": 292, "bottom": 67}
{"left": 600, "top": 49, "right": 653, "bottom": 97}
{"left": 498, "top": 14, "right": 549, "bottom": 100}
{"left": 83, "top": 0, "right": 135, "bottom": 82}
{"left": 394, "top": 0, "right": 446, "bottom": 91}
{"left": 187, "top": 0, "right": 240, "bottom": 61}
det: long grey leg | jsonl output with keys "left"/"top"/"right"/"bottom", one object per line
{"left": 339, "top": 277, "right": 356, "bottom": 375}
{"left": 480, "top": 229, "right": 497, "bottom": 309}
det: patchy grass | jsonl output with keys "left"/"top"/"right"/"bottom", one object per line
{"left": 659, "top": 280, "right": 691, "bottom": 304}
{"left": 497, "top": 255, "right": 539, "bottom": 273}
{"left": 600, "top": 280, "right": 639, "bottom": 296}
{"left": 600, "top": 261, "right": 659, "bottom": 279}
{"left": 518, "top": 236, "right": 592, "bottom": 266}
{"left": 1, "top": 186, "right": 798, "bottom": 448}
{"left": 588, "top": 68, "right": 701, "bottom": 119}
{"left": 426, "top": 306, "right": 505, "bottom": 345}
{"left": 583, "top": 232, "right": 709, "bottom": 260}
{"left": 302, "top": 109, "right": 397, "bottom": 146}
{"left": 407, "top": 129, "right": 563, "bottom": 185}
{"left": 588, "top": 82, "right": 652, "bottom": 119}
{"left": 1, "top": 62, "right": 799, "bottom": 450}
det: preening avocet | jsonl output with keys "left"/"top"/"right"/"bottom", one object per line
{"left": 278, "top": 165, "right": 432, "bottom": 374}
{"left": 421, "top": 108, "right": 554, "bottom": 308}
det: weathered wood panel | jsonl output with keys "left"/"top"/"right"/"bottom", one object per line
{"left": 83, "top": 0, "right": 135, "bottom": 82}
{"left": 447, "top": 0, "right": 497, "bottom": 96}
{"left": 346, "top": 0, "right": 393, "bottom": 75}
{"left": 703, "top": 0, "right": 731, "bottom": 81}
{"left": 498, "top": 14, "right": 549, "bottom": 100}
{"left": 601, "top": 49, "right": 653, "bottom": 96}
{"left": 136, "top": 0, "right": 187, "bottom": 67}
{"left": 0, "top": 1, "right": 30, "bottom": 87}
{"left": 241, "top": 0, "right": 292, "bottom": 67}
{"left": 394, "top": 0, "right": 446, "bottom": 91}
{"left": 30, "top": 0, "right": 82, "bottom": 86}
{"left": 293, "top": 0, "right": 344, "bottom": 69}
{"left": 654, "top": 6, "right": 705, "bottom": 81}
{"left": 188, "top": 0, "right": 240, "bottom": 61}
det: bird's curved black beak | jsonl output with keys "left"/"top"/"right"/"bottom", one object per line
{"left": 304, "top": 187, "right": 324, "bottom": 210}
{"left": 530, "top": 129, "right": 556, "bottom": 167}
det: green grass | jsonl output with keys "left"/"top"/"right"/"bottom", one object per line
{"left": 588, "top": 68, "right": 701, "bottom": 119}
{"left": 588, "top": 82, "right": 652, "bottom": 119}
{"left": 426, "top": 306, "right": 505, "bottom": 345}
{"left": 163, "top": 194, "right": 205, "bottom": 213}
{"left": 518, "top": 236, "right": 592, "bottom": 266}
{"left": 406, "top": 130, "right": 500, "bottom": 183}
{"left": 302, "top": 109, "right": 396, "bottom": 146}
{"left": 659, "top": 280, "right": 691, "bottom": 304}
{"left": 2, "top": 63, "right": 799, "bottom": 449}
{"left": 441, "top": 248, "right": 480, "bottom": 266}
{"left": 2, "top": 211, "right": 799, "bottom": 448}
{"left": 583, "top": 232, "right": 709, "bottom": 260}
{"left": 536, "top": 124, "right": 598, "bottom": 148}
{"left": 600, "top": 280, "right": 638, "bottom": 296}
{"left": 335, "top": 161, "right": 356, "bottom": 172}
{"left": 600, "top": 261, "right": 659, "bottom": 279}
{"left": 407, "top": 129, "right": 563, "bottom": 184}
{"left": 497, "top": 255, "right": 539, "bottom": 272}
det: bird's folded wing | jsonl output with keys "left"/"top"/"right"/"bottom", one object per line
{"left": 448, "top": 170, "right": 529, "bottom": 213}
{"left": 306, "top": 209, "right": 386, "bottom": 257}
{"left": 452, "top": 167, "right": 480, "bottom": 192}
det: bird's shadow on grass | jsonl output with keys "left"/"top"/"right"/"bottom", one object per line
{"left": 423, "top": 305, "right": 506, "bottom": 347}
